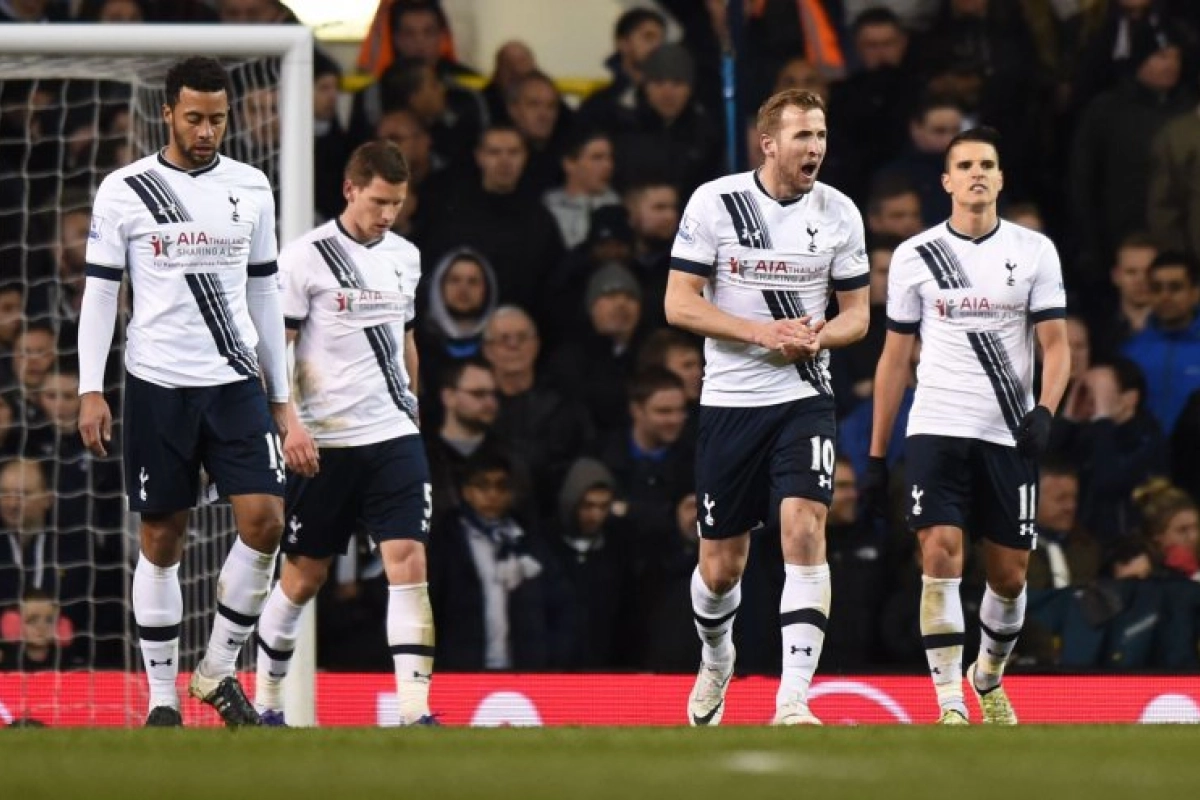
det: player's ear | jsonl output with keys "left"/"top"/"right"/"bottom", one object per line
{"left": 161, "top": 104, "right": 171, "bottom": 124}
{"left": 941, "top": 171, "right": 952, "bottom": 195}
{"left": 342, "top": 178, "right": 355, "bottom": 204}
{"left": 760, "top": 132, "right": 774, "bottom": 160}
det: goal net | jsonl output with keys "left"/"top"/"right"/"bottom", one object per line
{"left": 0, "top": 25, "right": 313, "bottom": 727}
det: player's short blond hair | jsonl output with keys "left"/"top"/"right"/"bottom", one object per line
{"left": 756, "top": 89, "right": 826, "bottom": 137}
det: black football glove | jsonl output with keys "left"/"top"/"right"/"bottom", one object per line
{"left": 1015, "top": 405, "right": 1053, "bottom": 458}
{"left": 861, "top": 456, "right": 890, "bottom": 521}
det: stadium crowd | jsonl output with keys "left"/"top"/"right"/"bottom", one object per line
{"left": 1, "top": 0, "right": 1200, "bottom": 676}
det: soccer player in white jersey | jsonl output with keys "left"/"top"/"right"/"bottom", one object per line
{"left": 78, "top": 57, "right": 288, "bottom": 727}
{"left": 866, "top": 127, "right": 1070, "bottom": 725}
{"left": 666, "top": 89, "right": 870, "bottom": 726}
{"left": 252, "top": 140, "right": 436, "bottom": 726}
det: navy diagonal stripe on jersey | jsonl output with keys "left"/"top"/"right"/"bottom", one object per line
{"left": 734, "top": 190, "right": 773, "bottom": 248}
{"left": 966, "top": 331, "right": 1025, "bottom": 434}
{"left": 915, "top": 239, "right": 970, "bottom": 290}
{"left": 721, "top": 191, "right": 772, "bottom": 249}
{"left": 125, "top": 171, "right": 188, "bottom": 224}
{"left": 312, "top": 237, "right": 419, "bottom": 425}
{"left": 185, "top": 273, "right": 258, "bottom": 377}
{"left": 142, "top": 169, "right": 193, "bottom": 222}
{"left": 761, "top": 289, "right": 829, "bottom": 395}
{"left": 978, "top": 330, "right": 1028, "bottom": 432}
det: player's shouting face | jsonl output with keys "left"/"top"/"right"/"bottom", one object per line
{"left": 762, "top": 105, "right": 826, "bottom": 198}
{"left": 164, "top": 87, "right": 228, "bottom": 169}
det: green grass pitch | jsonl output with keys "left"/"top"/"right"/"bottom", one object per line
{"left": 3, "top": 726, "right": 1199, "bottom": 800}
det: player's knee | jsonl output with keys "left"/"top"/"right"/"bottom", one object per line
{"left": 382, "top": 539, "right": 427, "bottom": 584}
{"left": 281, "top": 559, "right": 328, "bottom": 603}
{"left": 988, "top": 571, "right": 1026, "bottom": 599}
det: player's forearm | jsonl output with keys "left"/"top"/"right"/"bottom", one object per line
{"left": 665, "top": 282, "right": 759, "bottom": 345}
{"left": 1037, "top": 336, "right": 1071, "bottom": 414}
{"left": 404, "top": 333, "right": 420, "bottom": 397}
{"left": 817, "top": 303, "right": 869, "bottom": 350}
{"left": 869, "top": 337, "right": 913, "bottom": 458}
{"left": 77, "top": 275, "right": 121, "bottom": 394}
{"left": 247, "top": 275, "right": 289, "bottom": 403}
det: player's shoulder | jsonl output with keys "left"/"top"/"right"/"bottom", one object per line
{"left": 281, "top": 218, "right": 337, "bottom": 254}
{"left": 381, "top": 230, "right": 420, "bottom": 261}
{"left": 894, "top": 223, "right": 946, "bottom": 257}
{"left": 214, "top": 154, "right": 272, "bottom": 192}
{"left": 1000, "top": 219, "right": 1057, "bottom": 253}
{"left": 811, "top": 181, "right": 861, "bottom": 219}
{"left": 689, "top": 171, "right": 754, "bottom": 202}
{"left": 95, "top": 153, "right": 158, "bottom": 195}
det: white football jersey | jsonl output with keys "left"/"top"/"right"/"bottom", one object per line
{"left": 887, "top": 220, "right": 1067, "bottom": 446}
{"left": 280, "top": 219, "right": 422, "bottom": 446}
{"left": 86, "top": 152, "right": 277, "bottom": 387}
{"left": 671, "top": 171, "right": 869, "bottom": 407}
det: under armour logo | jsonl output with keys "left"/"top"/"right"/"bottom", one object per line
{"left": 806, "top": 224, "right": 819, "bottom": 252}
{"left": 702, "top": 493, "right": 716, "bottom": 527}
{"left": 156, "top": 201, "right": 177, "bottom": 218}
{"left": 412, "top": 671, "right": 433, "bottom": 681}
{"left": 1019, "top": 522, "right": 1037, "bottom": 538}
{"left": 268, "top": 670, "right": 287, "bottom": 679}
{"left": 229, "top": 194, "right": 240, "bottom": 222}
{"left": 790, "top": 645, "right": 813, "bottom": 656}
{"left": 287, "top": 515, "right": 302, "bottom": 544}
{"left": 1005, "top": 260, "right": 1017, "bottom": 286}
{"left": 930, "top": 666, "right": 941, "bottom": 675}
{"left": 149, "top": 658, "right": 172, "bottom": 667}
{"left": 911, "top": 485, "right": 924, "bottom": 516}
{"left": 986, "top": 648, "right": 1006, "bottom": 658}
{"left": 818, "top": 475, "right": 831, "bottom": 489}
{"left": 139, "top": 467, "right": 149, "bottom": 501}
{"left": 227, "top": 637, "right": 243, "bottom": 647}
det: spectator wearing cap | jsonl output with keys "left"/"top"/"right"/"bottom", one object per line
{"left": 611, "top": 42, "right": 723, "bottom": 200}
{"left": 540, "top": 204, "right": 636, "bottom": 351}
{"left": 547, "top": 261, "right": 647, "bottom": 435}
{"left": 1070, "top": 18, "right": 1195, "bottom": 282}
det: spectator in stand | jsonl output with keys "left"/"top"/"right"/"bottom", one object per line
{"left": 1070, "top": 23, "right": 1193, "bottom": 293}
{"left": 623, "top": 177, "right": 679, "bottom": 332}
{"left": 824, "top": 7, "right": 921, "bottom": 205}
{"left": 822, "top": 454, "right": 889, "bottom": 670}
{"left": 542, "top": 129, "right": 620, "bottom": 250}
{"left": 1026, "top": 457, "right": 1101, "bottom": 590}
{"left": 0, "top": 0, "right": 67, "bottom": 22}
{"left": 349, "top": 1, "right": 487, "bottom": 153}
{"left": 506, "top": 71, "right": 568, "bottom": 197}
{"left": 428, "top": 449, "right": 565, "bottom": 670}
{"left": 611, "top": 43, "right": 722, "bottom": 202}
{"left": 313, "top": 49, "right": 349, "bottom": 224}
{"left": 1055, "top": 358, "right": 1168, "bottom": 542}
{"left": 864, "top": 173, "right": 924, "bottom": 243}
{"left": 1088, "top": 233, "right": 1157, "bottom": 361}
{"left": 11, "top": 322, "right": 56, "bottom": 432}
{"left": 1148, "top": 89, "right": 1200, "bottom": 260}
{"left": 877, "top": 93, "right": 965, "bottom": 226}
{"left": 637, "top": 490, "right": 702, "bottom": 672}
{"left": 482, "top": 40, "right": 535, "bottom": 125}
{"left": 542, "top": 457, "right": 636, "bottom": 669}
{"left": 542, "top": 204, "right": 636, "bottom": 349}
{"left": 833, "top": 234, "right": 902, "bottom": 411}
{"left": 578, "top": 7, "right": 667, "bottom": 134}
{"left": 427, "top": 358, "right": 507, "bottom": 519}
{"left": 1122, "top": 252, "right": 1200, "bottom": 434}
{"left": 375, "top": 107, "right": 442, "bottom": 238}
{"left": 1002, "top": 201, "right": 1045, "bottom": 232}
{"left": 0, "top": 460, "right": 90, "bottom": 640}
{"left": 1134, "top": 477, "right": 1200, "bottom": 581}
{"left": 547, "top": 261, "right": 646, "bottom": 435}
{"left": 416, "top": 248, "right": 498, "bottom": 417}
{"left": 0, "top": 589, "right": 83, "bottom": 672}
{"left": 215, "top": 0, "right": 291, "bottom": 23}
{"left": 637, "top": 328, "right": 703, "bottom": 410}
{"left": 0, "top": 283, "right": 21, "bottom": 390}
{"left": 482, "top": 306, "right": 595, "bottom": 518}
{"left": 421, "top": 125, "right": 565, "bottom": 321}
{"left": 597, "top": 367, "right": 693, "bottom": 566}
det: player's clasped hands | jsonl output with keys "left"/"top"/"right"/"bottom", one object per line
{"left": 755, "top": 316, "right": 825, "bottom": 362}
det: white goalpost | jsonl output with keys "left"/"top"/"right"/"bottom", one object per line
{"left": 0, "top": 24, "right": 316, "bottom": 727}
